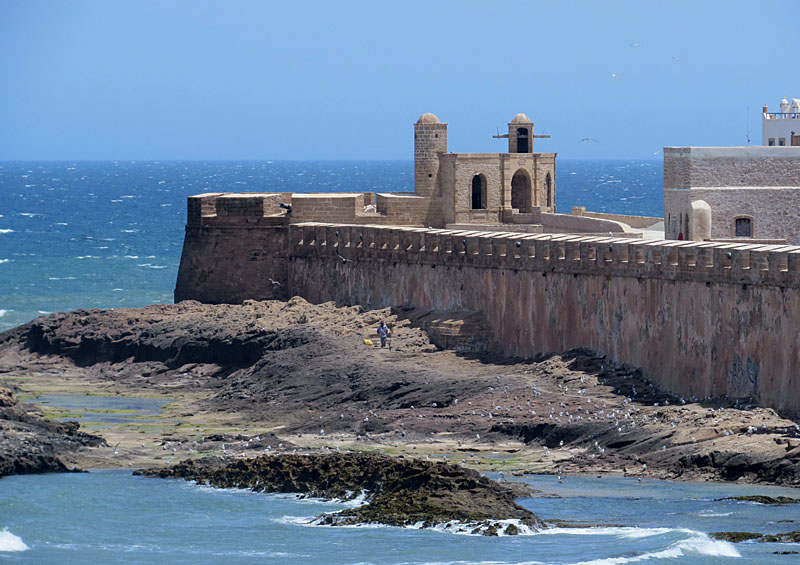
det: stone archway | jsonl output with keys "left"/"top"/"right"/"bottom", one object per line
{"left": 511, "top": 169, "right": 531, "bottom": 212}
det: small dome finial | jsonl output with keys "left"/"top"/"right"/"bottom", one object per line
{"left": 417, "top": 113, "right": 440, "bottom": 124}
{"left": 511, "top": 113, "right": 531, "bottom": 124}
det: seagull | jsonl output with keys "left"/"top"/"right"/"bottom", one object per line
{"left": 629, "top": 42, "right": 640, "bottom": 47}
{"left": 336, "top": 254, "right": 353, "bottom": 263}
{"left": 113, "top": 442, "right": 120, "bottom": 455}
{"left": 579, "top": 137, "right": 599, "bottom": 143}
{"left": 268, "top": 278, "right": 281, "bottom": 286}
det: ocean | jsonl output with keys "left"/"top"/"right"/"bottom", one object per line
{"left": 3, "top": 469, "right": 799, "bottom": 563}
{"left": 6, "top": 160, "right": 791, "bottom": 563}
{"left": 0, "top": 160, "right": 662, "bottom": 333}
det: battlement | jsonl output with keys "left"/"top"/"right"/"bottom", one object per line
{"left": 289, "top": 222, "right": 800, "bottom": 288}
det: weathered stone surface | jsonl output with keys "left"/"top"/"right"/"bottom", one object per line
{"left": 136, "top": 452, "right": 544, "bottom": 531}
{"left": 0, "top": 387, "right": 104, "bottom": 478}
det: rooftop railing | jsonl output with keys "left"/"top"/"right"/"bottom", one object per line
{"left": 763, "top": 112, "right": 800, "bottom": 119}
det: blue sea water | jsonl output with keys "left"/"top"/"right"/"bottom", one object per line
{"left": 0, "top": 160, "right": 663, "bottom": 332}
{"left": 2, "top": 470, "right": 799, "bottom": 563}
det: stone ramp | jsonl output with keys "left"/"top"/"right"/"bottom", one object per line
{"left": 394, "top": 308, "right": 497, "bottom": 353}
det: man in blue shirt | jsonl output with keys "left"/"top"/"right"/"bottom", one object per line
{"left": 376, "top": 321, "right": 392, "bottom": 349}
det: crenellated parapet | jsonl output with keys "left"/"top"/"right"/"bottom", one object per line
{"left": 289, "top": 223, "right": 800, "bottom": 288}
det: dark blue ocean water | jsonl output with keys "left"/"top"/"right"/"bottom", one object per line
{"left": 0, "top": 160, "right": 662, "bottom": 332}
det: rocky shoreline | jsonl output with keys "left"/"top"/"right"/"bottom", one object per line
{"left": 0, "top": 386, "right": 104, "bottom": 478}
{"left": 1, "top": 297, "right": 799, "bottom": 491}
{"left": 136, "top": 452, "right": 543, "bottom": 534}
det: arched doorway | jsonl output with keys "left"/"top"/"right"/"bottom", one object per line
{"left": 471, "top": 174, "right": 486, "bottom": 209}
{"left": 545, "top": 173, "right": 552, "bottom": 208}
{"left": 511, "top": 169, "right": 531, "bottom": 212}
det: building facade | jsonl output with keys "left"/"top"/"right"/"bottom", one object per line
{"left": 762, "top": 98, "right": 800, "bottom": 147}
{"left": 664, "top": 146, "right": 800, "bottom": 244}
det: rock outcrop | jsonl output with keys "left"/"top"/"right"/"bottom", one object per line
{"left": 0, "top": 387, "right": 104, "bottom": 478}
{"left": 136, "top": 452, "right": 543, "bottom": 533}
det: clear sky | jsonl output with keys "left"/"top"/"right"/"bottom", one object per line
{"left": 0, "top": 0, "right": 796, "bottom": 160}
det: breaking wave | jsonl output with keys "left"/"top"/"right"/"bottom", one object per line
{"left": 0, "top": 529, "right": 29, "bottom": 552}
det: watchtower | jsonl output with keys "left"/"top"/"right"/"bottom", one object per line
{"left": 508, "top": 113, "right": 533, "bottom": 153}
{"left": 414, "top": 113, "right": 447, "bottom": 197}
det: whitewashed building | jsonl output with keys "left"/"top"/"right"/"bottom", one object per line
{"left": 762, "top": 98, "right": 800, "bottom": 146}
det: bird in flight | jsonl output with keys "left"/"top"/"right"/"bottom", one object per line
{"left": 629, "top": 42, "right": 640, "bottom": 47}
{"left": 268, "top": 278, "right": 281, "bottom": 286}
{"left": 579, "top": 137, "right": 599, "bottom": 143}
{"left": 336, "top": 254, "right": 353, "bottom": 263}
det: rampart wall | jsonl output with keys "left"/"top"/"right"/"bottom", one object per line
{"left": 285, "top": 223, "right": 800, "bottom": 413}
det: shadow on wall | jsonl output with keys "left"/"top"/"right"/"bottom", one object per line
{"left": 391, "top": 306, "right": 498, "bottom": 354}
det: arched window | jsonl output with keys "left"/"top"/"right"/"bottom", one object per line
{"left": 735, "top": 217, "right": 752, "bottom": 237}
{"left": 516, "top": 127, "right": 529, "bottom": 153}
{"left": 471, "top": 174, "right": 487, "bottom": 209}
{"left": 511, "top": 169, "right": 531, "bottom": 212}
{"left": 545, "top": 173, "right": 552, "bottom": 208}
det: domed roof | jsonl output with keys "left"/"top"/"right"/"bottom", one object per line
{"left": 511, "top": 113, "right": 531, "bottom": 124}
{"left": 417, "top": 113, "right": 441, "bottom": 124}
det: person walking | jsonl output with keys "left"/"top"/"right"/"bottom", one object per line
{"left": 376, "top": 321, "right": 392, "bottom": 348}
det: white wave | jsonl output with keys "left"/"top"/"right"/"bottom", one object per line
{"left": 0, "top": 529, "right": 29, "bottom": 552}
{"left": 24, "top": 184, "right": 37, "bottom": 188}
{"left": 37, "top": 311, "right": 51, "bottom": 315}
{"left": 694, "top": 511, "right": 733, "bottom": 517}
{"left": 19, "top": 212, "right": 41, "bottom": 217}
{"left": 112, "top": 288, "right": 124, "bottom": 292}
{"left": 574, "top": 530, "right": 739, "bottom": 564}
{"left": 0, "top": 310, "right": 9, "bottom": 317}
{"left": 138, "top": 264, "right": 168, "bottom": 269}
{"left": 0, "top": 259, "right": 9, "bottom": 264}
{"left": 0, "top": 229, "right": 14, "bottom": 234}
{"left": 76, "top": 255, "right": 98, "bottom": 259}
{"left": 55, "top": 222, "right": 68, "bottom": 226}
{"left": 121, "top": 229, "right": 139, "bottom": 233}
{"left": 541, "top": 526, "right": 673, "bottom": 539}
{"left": 273, "top": 515, "right": 316, "bottom": 526}
{"left": 416, "top": 518, "right": 540, "bottom": 537}
{"left": 124, "top": 255, "right": 139, "bottom": 259}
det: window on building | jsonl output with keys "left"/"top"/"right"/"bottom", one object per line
{"left": 516, "top": 128, "right": 529, "bottom": 153}
{"left": 545, "top": 173, "right": 552, "bottom": 208}
{"left": 768, "top": 138, "right": 776, "bottom": 146}
{"left": 735, "top": 217, "right": 752, "bottom": 237}
{"left": 471, "top": 174, "right": 487, "bottom": 210}
{"left": 779, "top": 138, "right": 786, "bottom": 146}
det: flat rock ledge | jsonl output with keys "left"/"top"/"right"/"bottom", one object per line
{"left": 136, "top": 452, "right": 544, "bottom": 535}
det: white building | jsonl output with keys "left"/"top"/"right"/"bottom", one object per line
{"left": 762, "top": 98, "right": 800, "bottom": 146}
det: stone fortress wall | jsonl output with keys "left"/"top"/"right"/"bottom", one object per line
{"left": 285, "top": 223, "right": 800, "bottom": 413}
{"left": 175, "top": 196, "right": 800, "bottom": 412}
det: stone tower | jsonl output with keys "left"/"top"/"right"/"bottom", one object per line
{"left": 507, "top": 113, "right": 534, "bottom": 154}
{"left": 414, "top": 113, "right": 447, "bottom": 197}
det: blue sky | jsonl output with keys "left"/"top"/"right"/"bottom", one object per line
{"left": 0, "top": 0, "right": 796, "bottom": 160}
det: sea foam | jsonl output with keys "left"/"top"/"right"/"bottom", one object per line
{"left": 574, "top": 530, "right": 740, "bottom": 564}
{"left": 0, "top": 529, "right": 29, "bottom": 552}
